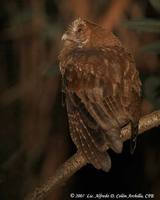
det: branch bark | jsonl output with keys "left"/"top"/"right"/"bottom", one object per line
{"left": 25, "top": 110, "right": 160, "bottom": 200}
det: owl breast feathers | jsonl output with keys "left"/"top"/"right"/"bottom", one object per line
{"left": 59, "top": 18, "right": 141, "bottom": 172}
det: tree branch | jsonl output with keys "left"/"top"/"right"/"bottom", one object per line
{"left": 25, "top": 110, "right": 160, "bottom": 200}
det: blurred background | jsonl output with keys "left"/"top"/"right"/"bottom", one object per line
{"left": 0, "top": 0, "right": 160, "bottom": 199}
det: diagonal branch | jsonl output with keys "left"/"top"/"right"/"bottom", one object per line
{"left": 25, "top": 110, "right": 160, "bottom": 200}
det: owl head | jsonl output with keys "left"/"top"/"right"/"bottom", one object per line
{"left": 61, "top": 18, "right": 121, "bottom": 48}
{"left": 62, "top": 18, "right": 92, "bottom": 48}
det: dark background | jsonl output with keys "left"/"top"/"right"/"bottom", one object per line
{"left": 0, "top": 0, "right": 160, "bottom": 199}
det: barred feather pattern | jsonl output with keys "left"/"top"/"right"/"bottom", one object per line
{"left": 66, "top": 94, "right": 111, "bottom": 172}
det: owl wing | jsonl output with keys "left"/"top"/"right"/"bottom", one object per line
{"left": 62, "top": 47, "right": 141, "bottom": 170}
{"left": 65, "top": 92, "right": 111, "bottom": 172}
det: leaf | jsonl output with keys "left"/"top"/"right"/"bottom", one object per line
{"left": 149, "top": 0, "right": 160, "bottom": 12}
{"left": 124, "top": 19, "right": 160, "bottom": 32}
{"left": 142, "top": 41, "right": 160, "bottom": 54}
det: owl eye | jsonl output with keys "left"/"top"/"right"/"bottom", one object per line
{"left": 77, "top": 28, "right": 83, "bottom": 33}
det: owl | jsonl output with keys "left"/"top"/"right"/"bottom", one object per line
{"left": 59, "top": 18, "right": 141, "bottom": 172}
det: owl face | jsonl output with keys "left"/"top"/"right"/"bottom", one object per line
{"left": 62, "top": 18, "right": 91, "bottom": 48}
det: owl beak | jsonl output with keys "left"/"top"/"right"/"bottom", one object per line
{"left": 62, "top": 32, "right": 75, "bottom": 43}
{"left": 62, "top": 33, "right": 69, "bottom": 41}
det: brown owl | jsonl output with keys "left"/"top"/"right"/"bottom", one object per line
{"left": 59, "top": 18, "right": 141, "bottom": 172}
